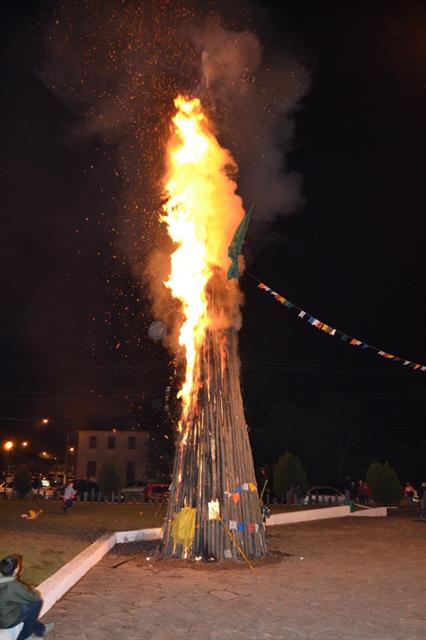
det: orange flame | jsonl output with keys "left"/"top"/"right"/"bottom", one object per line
{"left": 161, "top": 96, "right": 244, "bottom": 421}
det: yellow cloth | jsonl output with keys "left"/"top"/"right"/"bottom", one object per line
{"left": 170, "top": 507, "right": 196, "bottom": 550}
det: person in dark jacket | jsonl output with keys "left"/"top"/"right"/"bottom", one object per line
{"left": 0, "top": 555, "right": 54, "bottom": 639}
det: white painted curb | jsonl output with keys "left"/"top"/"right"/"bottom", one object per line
{"left": 115, "top": 527, "right": 162, "bottom": 544}
{"left": 266, "top": 505, "right": 388, "bottom": 526}
{"left": 350, "top": 506, "right": 388, "bottom": 517}
{"left": 38, "top": 532, "right": 117, "bottom": 616}
{"left": 267, "top": 505, "right": 351, "bottom": 525}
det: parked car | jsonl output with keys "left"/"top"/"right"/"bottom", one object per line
{"left": 0, "top": 481, "right": 15, "bottom": 498}
{"left": 143, "top": 483, "right": 170, "bottom": 503}
{"left": 122, "top": 481, "right": 147, "bottom": 501}
{"left": 32, "top": 477, "right": 55, "bottom": 500}
{"left": 304, "top": 486, "right": 346, "bottom": 505}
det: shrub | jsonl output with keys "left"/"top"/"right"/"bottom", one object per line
{"left": 273, "top": 452, "right": 308, "bottom": 501}
{"left": 98, "top": 461, "right": 123, "bottom": 499}
{"left": 14, "top": 465, "right": 32, "bottom": 498}
{"left": 366, "top": 462, "right": 402, "bottom": 506}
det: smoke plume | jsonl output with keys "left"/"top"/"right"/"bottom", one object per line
{"left": 42, "top": 0, "right": 309, "bottom": 342}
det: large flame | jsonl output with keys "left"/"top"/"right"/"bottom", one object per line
{"left": 161, "top": 96, "right": 244, "bottom": 421}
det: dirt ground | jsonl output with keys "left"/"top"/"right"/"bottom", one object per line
{"left": 43, "top": 514, "right": 425, "bottom": 640}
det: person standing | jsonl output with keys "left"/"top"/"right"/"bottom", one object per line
{"left": 0, "top": 555, "right": 54, "bottom": 639}
{"left": 417, "top": 481, "right": 426, "bottom": 518}
{"left": 403, "top": 482, "right": 416, "bottom": 511}
{"left": 62, "top": 481, "right": 76, "bottom": 515}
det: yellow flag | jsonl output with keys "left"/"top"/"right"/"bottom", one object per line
{"left": 170, "top": 507, "right": 196, "bottom": 550}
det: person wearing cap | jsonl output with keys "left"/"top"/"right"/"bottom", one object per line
{"left": 0, "top": 554, "right": 54, "bottom": 639}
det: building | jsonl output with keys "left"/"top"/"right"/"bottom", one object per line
{"left": 75, "top": 430, "right": 151, "bottom": 485}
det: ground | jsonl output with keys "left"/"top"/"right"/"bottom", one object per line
{"left": 42, "top": 513, "right": 425, "bottom": 640}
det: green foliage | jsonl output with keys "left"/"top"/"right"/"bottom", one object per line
{"left": 98, "top": 461, "right": 123, "bottom": 498}
{"left": 14, "top": 465, "right": 32, "bottom": 498}
{"left": 273, "top": 452, "right": 308, "bottom": 499}
{"left": 366, "top": 462, "right": 402, "bottom": 506}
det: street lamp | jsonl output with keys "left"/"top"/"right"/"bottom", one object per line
{"left": 3, "top": 441, "right": 14, "bottom": 475}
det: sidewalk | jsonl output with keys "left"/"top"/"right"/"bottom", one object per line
{"left": 43, "top": 517, "right": 425, "bottom": 640}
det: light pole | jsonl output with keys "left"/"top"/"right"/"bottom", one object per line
{"left": 42, "top": 418, "right": 73, "bottom": 483}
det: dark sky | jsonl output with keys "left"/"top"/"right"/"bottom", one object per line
{"left": 0, "top": 1, "right": 425, "bottom": 473}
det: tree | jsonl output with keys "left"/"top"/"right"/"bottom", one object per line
{"left": 98, "top": 462, "right": 123, "bottom": 499}
{"left": 366, "top": 462, "right": 402, "bottom": 506}
{"left": 14, "top": 465, "right": 32, "bottom": 498}
{"left": 273, "top": 452, "right": 308, "bottom": 501}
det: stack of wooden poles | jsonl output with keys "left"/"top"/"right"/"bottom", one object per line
{"left": 162, "top": 276, "right": 268, "bottom": 560}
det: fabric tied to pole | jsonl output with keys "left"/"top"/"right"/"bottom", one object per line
{"left": 170, "top": 507, "right": 196, "bottom": 551}
{"left": 227, "top": 204, "right": 254, "bottom": 280}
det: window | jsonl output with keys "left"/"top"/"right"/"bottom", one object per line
{"left": 107, "top": 435, "right": 116, "bottom": 449}
{"left": 86, "top": 461, "right": 97, "bottom": 478}
{"left": 128, "top": 436, "right": 136, "bottom": 450}
{"left": 89, "top": 436, "right": 97, "bottom": 449}
{"left": 126, "top": 461, "right": 136, "bottom": 485}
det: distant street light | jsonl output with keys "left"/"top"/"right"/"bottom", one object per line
{"left": 42, "top": 418, "right": 49, "bottom": 425}
{"left": 21, "top": 441, "right": 29, "bottom": 448}
{"left": 3, "top": 440, "right": 14, "bottom": 475}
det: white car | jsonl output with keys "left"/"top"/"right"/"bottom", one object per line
{"left": 304, "top": 486, "right": 346, "bottom": 505}
{"left": 0, "top": 479, "right": 54, "bottom": 499}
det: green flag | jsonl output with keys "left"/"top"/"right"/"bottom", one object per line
{"left": 227, "top": 204, "right": 254, "bottom": 280}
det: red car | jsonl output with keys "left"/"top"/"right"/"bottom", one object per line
{"left": 143, "top": 483, "right": 170, "bottom": 503}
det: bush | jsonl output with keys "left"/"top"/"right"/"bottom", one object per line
{"left": 273, "top": 452, "right": 308, "bottom": 501}
{"left": 366, "top": 462, "right": 402, "bottom": 506}
{"left": 98, "top": 461, "right": 123, "bottom": 499}
{"left": 14, "top": 465, "right": 32, "bottom": 498}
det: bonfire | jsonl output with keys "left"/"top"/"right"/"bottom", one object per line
{"left": 160, "top": 96, "right": 267, "bottom": 561}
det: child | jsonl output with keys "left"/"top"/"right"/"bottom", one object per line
{"left": 0, "top": 555, "right": 54, "bottom": 639}
{"left": 62, "top": 480, "right": 76, "bottom": 514}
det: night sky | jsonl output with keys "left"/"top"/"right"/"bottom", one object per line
{"left": 1, "top": 1, "right": 424, "bottom": 481}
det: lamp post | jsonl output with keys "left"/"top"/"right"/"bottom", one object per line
{"left": 42, "top": 418, "right": 74, "bottom": 484}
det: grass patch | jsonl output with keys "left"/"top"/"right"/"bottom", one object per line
{"left": 0, "top": 499, "right": 167, "bottom": 585}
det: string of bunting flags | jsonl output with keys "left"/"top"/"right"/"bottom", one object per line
{"left": 248, "top": 274, "right": 425, "bottom": 372}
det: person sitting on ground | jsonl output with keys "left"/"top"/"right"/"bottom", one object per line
{"left": 0, "top": 554, "right": 54, "bottom": 639}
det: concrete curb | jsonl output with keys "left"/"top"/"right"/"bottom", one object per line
{"left": 0, "top": 508, "right": 387, "bottom": 639}
{"left": 38, "top": 532, "right": 117, "bottom": 616}
{"left": 266, "top": 505, "right": 388, "bottom": 526}
{"left": 350, "top": 507, "right": 388, "bottom": 517}
{"left": 115, "top": 527, "right": 162, "bottom": 544}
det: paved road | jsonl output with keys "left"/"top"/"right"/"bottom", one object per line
{"left": 43, "top": 516, "right": 425, "bottom": 640}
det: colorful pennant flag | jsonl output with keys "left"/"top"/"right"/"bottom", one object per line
{"left": 251, "top": 277, "right": 425, "bottom": 373}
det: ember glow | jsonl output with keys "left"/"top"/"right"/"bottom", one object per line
{"left": 161, "top": 96, "right": 245, "bottom": 421}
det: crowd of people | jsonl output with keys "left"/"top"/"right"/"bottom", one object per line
{"left": 343, "top": 478, "right": 371, "bottom": 504}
